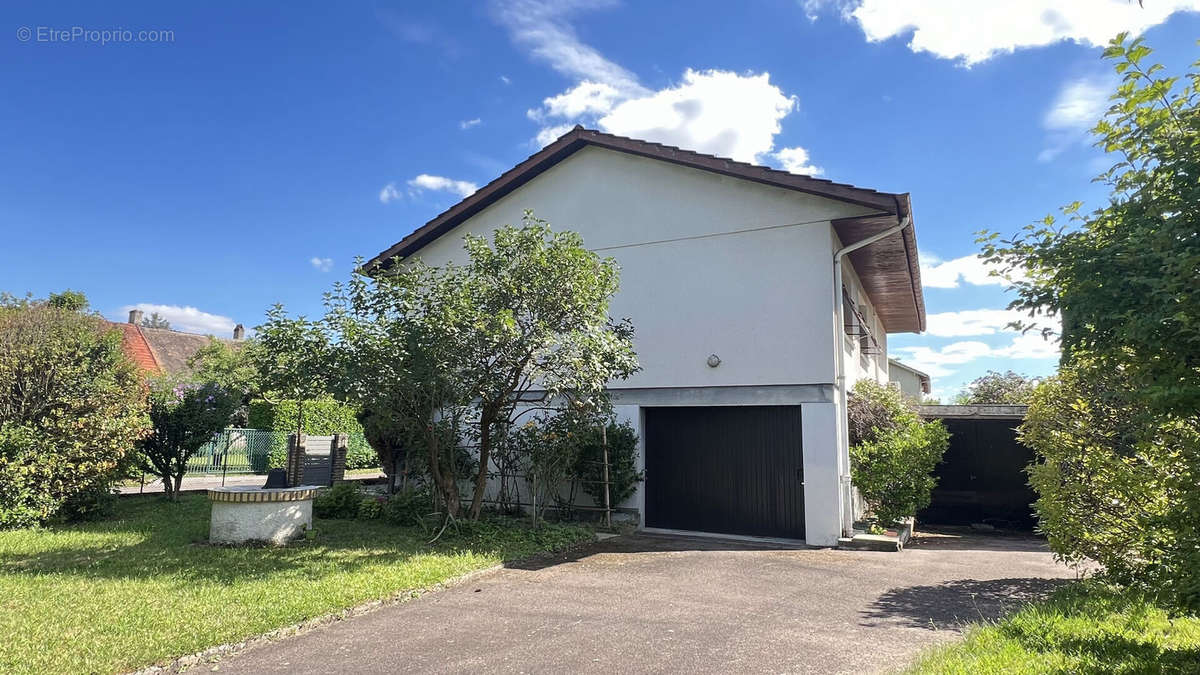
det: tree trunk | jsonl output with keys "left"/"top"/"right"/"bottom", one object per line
{"left": 172, "top": 473, "right": 184, "bottom": 501}
{"left": 468, "top": 409, "right": 494, "bottom": 519}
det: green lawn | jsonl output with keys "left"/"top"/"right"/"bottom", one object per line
{"left": 908, "top": 582, "right": 1200, "bottom": 674}
{"left": 0, "top": 495, "right": 592, "bottom": 674}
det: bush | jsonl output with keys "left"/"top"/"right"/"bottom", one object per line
{"left": 1023, "top": 359, "right": 1200, "bottom": 610}
{"left": 137, "top": 379, "right": 239, "bottom": 500}
{"left": 0, "top": 299, "right": 148, "bottom": 528}
{"left": 357, "top": 496, "right": 383, "bottom": 520}
{"left": 383, "top": 489, "right": 434, "bottom": 527}
{"left": 313, "top": 482, "right": 362, "bottom": 519}
{"left": 848, "top": 380, "right": 949, "bottom": 527}
{"left": 573, "top": 421, "right": 643, "bottom": 508}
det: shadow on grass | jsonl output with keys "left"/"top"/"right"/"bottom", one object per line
{"left": 861, "top": 577, "right": 1072, "bottom": 631}
{"left": 0, "top": 495, "right": 577, "bottom": 585}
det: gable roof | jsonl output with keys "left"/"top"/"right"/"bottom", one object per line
{"left": 368, "top": 126, "right": 926, "bottom": 332}
{"left": 889, "top": 358, "right": 932, "bottom": 394}
{"left": 109, "top": 322, "right": 236, "bottom": 377}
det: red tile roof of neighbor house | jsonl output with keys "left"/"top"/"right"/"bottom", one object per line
{"left": 366, "top": 126, "right": 926, "bottom": 333}
{"left": 109, "top": 321, "right": 241, "bottom": 377}
{"left": 111, "top": 322, "right": 162, "bottom": 374}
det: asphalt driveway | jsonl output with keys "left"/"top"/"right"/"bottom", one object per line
{"left": 219, "top": 530, "right": 1075, "bottom": 674}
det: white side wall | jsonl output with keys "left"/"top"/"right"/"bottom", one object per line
{"left": 414, "top": 146, "right": 878, "bottom": 390}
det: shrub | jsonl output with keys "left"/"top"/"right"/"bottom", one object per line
{"left": 848, "top": 380, "right": 950, "bottom": 526}
{"left": 137, "top": 379, "right": 239, "bottom": 500}
{"left": 357, "top": 496, "right": 383, "bottom": 520}
{"left": 249, "top": 398, "right": 379, "bottom": 471}
{"left": 313, "top": 482, "right": 362, "bottom": 519}
{"left": 573, "top": 421, "right": 643, "bottom": 508}
{"left": 0, "top": 298, "right": 148, "bottom": 528}
{"left": 1023, "top": 358, "right": 1200, "bottom": 610}
{"left": 382, "top": 489, "right": 433, "bottom": 527}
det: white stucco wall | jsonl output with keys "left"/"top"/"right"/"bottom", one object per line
{"left": 413, "top": 146, "right": 879, "bottom": 390}
{"left": 889, "top": 365, "right": 926, "bottom": 399}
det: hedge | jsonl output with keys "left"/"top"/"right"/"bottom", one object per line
{"left": 247, "top": 398, "right": 378, "bottom": 471}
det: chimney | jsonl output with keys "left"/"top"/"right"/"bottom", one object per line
{"left": 128, "top": 309, "right": 144, "bottom": 325}
{"left": 233, "top": 324, "right": 245, "bottom": 340}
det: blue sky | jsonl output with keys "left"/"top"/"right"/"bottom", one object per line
{"left": 3, "top": 1, "right": 1199, "bottom": 400}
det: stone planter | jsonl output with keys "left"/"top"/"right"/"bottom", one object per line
{"left": 208, "top": 485, "right": 321, "bottom": 545}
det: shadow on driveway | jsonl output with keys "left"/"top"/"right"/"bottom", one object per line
{"left": 861, "top": 576, "right": 1073, "bottom": 631}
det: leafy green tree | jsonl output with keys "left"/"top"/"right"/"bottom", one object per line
{"left": 140, "top": 312, "right": 171, "bottom": 329}
{"left": 46, "top": 290, "right": 88, "bottom": 312}
{"left": 188, "top": 338, "right": 258, "bottom": 425}
{"left": 136, "top": 379, "right": 238, "bottom": 500}
{"left": 981, "top": 35, "right": 1200, "bottom": 414}
{"left": 263, "top": 213, "right": 639, "bottom": 519}
{"left": 848, "top": 380, "right": 949, "bottom": 527}
{"left": 981, "top": 37, "right": 1200, "bottom": 611}
{"left": 251, "top": 306, "right": 331, "bottom": 437}
{"left": 954, "top": 370, "right": 1039, "bottom": 405}
{"left": 0, "top": 296, "right": 148, "bottom": 527}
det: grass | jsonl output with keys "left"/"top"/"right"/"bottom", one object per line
{"left": 0, "top": 495, "right": 592, "bottom": 674}
{"left": 908, "top": 582, "right": 1200, "bottom": 674}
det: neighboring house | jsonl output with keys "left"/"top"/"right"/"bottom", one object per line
{"left": 111, "top": 309, "right": 245, "bottom": 376}
{"left": 369, "top": 127, "right": 926, "bottom": 546}
{"left": 888, "top": 358, "right": 931, "bottom": 399}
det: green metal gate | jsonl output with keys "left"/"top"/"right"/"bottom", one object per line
{"left": 184, "top": 428, "right": 280, "bottom": 476}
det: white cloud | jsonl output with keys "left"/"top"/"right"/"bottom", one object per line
{"left": 495, "top": 1, "right": 812, "bottom": 167}
{"left": 460, "top": 118, "right": 482, "bottom": 130}
{"left": 532, "top": 81, "right": 622, "bottom": 120}
{"left": 535, "top": 123, "right": 576, "bottom": 147}
{"left": 773, "top": 145, "right": 824, "bottom": 176}
{"left": 310, "top": 257, "right": 334, "bottom": 272}
{"left": 119, "top": 304, "right": 236, "bottom": 336}
{"left": 490, "top": 0, "right": 646, "bottom": 96}
{"left": 892, "top": 332, "right": 1059, "bottom": 378}
{"left": 597, "top": 69, "right": 797, "bottom": 163}
{"left": 920, "top": 252, "right": 1026, "bottom": 289}
{"left": 379, "top": 182, "right": 401, "bottom": 204}
{"left": 805, "top": 0, "right": 1200, "bottom": 65}
{"left": 1039, "top": 75, "right": 1113, "bottom": 162}
{"left": 500, "top": 75, "right": 512, "bottom": 85}
{"left": 924, "top": 308, "right": 1029, "bottom": 338}
{"left": 407, "top": 174, "right": 479, "bottom": 198}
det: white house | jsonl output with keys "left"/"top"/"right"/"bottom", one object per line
{"left": 889, "top": 359, "right": 932, "bottom": 399}
{"left": 368, "top": 127, "right": 927, "bottom": 546}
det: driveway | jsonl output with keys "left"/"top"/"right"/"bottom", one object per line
{"left": 219, "top": 530, "right": 1074, "bottom": 674}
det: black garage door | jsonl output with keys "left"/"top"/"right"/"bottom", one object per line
{"left": 644, "top": 406, "right": 804, "bottom": 539}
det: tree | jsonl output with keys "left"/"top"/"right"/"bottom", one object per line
{"left": 251, "top": 306, "right": 330, "bottom": 437}
{"left": 980, "top": 35, "right": 1200, "bottom": 414}
{"left": 141, "top": 312, "right": 171, "bottom": 329}
{"left": 981, "top": 37, "right": 1200, "bottom": 611}
{"left": 47, "top": 290, "right": 88, "bottom": 312}
{"left": 188, "top": 338, "right": 258, "bottom": 425}
{"left": 136, "top": 378, "right": 238, "bottom": 500}
{"left": 955, "top": 370, "right": 1039, "bottom": 405}
{"left": 0, "top": 296, "right": 148, "bottom": 527}
{"left": 263, "top": 212, "right": 640, "bottom": 519}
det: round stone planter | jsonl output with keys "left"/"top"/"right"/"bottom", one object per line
{"left": 208, "top": 485, "right": 322, "bottom": 545}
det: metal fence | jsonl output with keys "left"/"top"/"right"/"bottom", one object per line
{"left": 184, "top": 428, "right": 279, "bottom": 476}
{"left": 183, "top": 428, "right": 377, "bottom": 477}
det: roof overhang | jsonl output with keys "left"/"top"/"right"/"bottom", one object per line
{"left": 834, "top": 196, "right": 926, "bottom": 333}
{"left": 367, "top": 126, "right": 926, "bottom": 333}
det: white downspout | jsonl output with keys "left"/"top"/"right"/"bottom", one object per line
{"left": 833, "top": 215, "right": 911, "bottom": 537}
